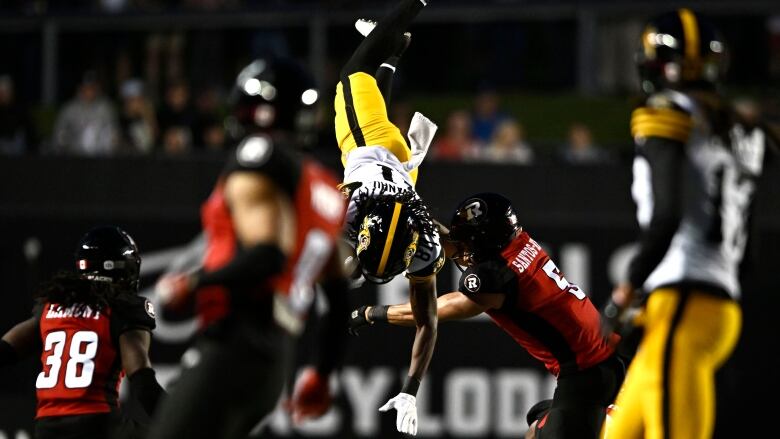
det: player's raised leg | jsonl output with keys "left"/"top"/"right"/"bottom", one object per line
{"left": 334, "top": 0, "right": 427, "bottom": 182}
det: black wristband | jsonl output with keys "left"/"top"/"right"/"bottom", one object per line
{"left": 0, "top": 339, "right": 18, "bottom": 368}
{"left": 368, "top": 305, "right": 389, "bottom": 323}
{"left": 128, "top": 367, "right": 166, "bottom": 417}
{"left": 401, "top": 376, "right": 421, "bottom": 396}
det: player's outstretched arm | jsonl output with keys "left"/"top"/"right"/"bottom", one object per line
{"left": 406, "top": 274, "right": 438, "bottom": 383}
{"left": 0, "top": 317, "right": 40, "bottom": 367}
{"left": 120, "top": 330, "right": 166, "bottom": 417}
{"left": 375, "top": 274, "right": 438, "bottom": 436}
{"left": 353, "top": 291, "right": 488, "bottom": 329}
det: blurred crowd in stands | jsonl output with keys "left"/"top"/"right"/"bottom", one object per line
{"left": 2, "top": 3, "right": 778, "bottom": 164}
{"left": 0, "top": 71, "right": 228, "bottom": 157}
{"left": 2, "top": 0, "right": 457, "bottom": 15}
{"left": 427, "top": 89, "right": 613, "bottom": 165}
{"left": 0, "top": 68, "right": 615, "bottom": 165}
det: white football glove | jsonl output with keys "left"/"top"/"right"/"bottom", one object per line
{"left": 379, "top": 392, "right": 417, "bottom": 436}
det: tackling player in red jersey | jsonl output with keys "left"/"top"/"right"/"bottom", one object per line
{"left": 0, "top": 226, "right": 164, "bottom": 439}
{"left": 151, "top": 57, "right": 351, "bottom": 439}
{"left": 350, "top": 193, "right": 624, "bottom": 439}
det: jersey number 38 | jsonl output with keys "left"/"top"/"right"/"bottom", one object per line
{"left": 36, "top": 330, "right": 99, "bottom": 389}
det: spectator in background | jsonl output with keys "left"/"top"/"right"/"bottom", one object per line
{"left": 431, "top": 110, "right": 478, "bottom": 162}
{"left": 478, "top": 119, "right": 534, "bottom": 164}
{"left": 471, "top": 87, "right": 510, "bottom": 143}
{"left": 201, "top": 117, "right": 226, "bottom": 153}
{"left": 118, "top": 79, "right": 157, "bottom": 154}
{"left": 52, "top": 71, "right": 119, "bottom": 156}
{"left": 0, "top": 74, "right": 32, "bottom": 155}
{"left": 158, "top": 80, "right": 195, "bottom": 153}
{"left": 558, "top": 123, "right": 611, "bottom": 165}
{"left": 162, "top": 126, "right": 192, "bottom": 155}
{"left": 193, "top": 85, "right": 222, "bottom": 148}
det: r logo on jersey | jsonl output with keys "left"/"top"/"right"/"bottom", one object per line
{"left": 463, "top": 199, "right": 486, "bottom": 222}
{"left": 144, "top": 300, "right": 156, "bottom": 319}
{"left": 464, "top": 274, "right": 481, "bottom": 292}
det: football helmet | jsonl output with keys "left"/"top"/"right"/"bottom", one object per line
{"left": 355, "top": 199, "right": 419, "bottom": 284}
{"left": 448, "top": 192, "right": 520, "bottom": 265}
{"left": 636, "top": 8, "right": 727, "bottom": 94}
{"left": 75, "top": 226, "right": 141, "bottom": 289}
{"left": 227, "top": 57, "right": 319, "bottom": 141}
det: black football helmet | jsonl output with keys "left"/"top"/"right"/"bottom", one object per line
{"left": 355, "top": 199, "right": 419, "bottom": 284}
{"left": 75, "top": 226, "right": 141, "bottom": 289}
{"left": 636, "top": 8, "right": 727, "bottom": 94}
{"left": 448, "top": 193, "right": 520, "bottom": 265}
{"left": 227, "top": 57, "right": 319, "bottom": 141}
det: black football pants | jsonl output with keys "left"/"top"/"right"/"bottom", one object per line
{"left": 35, "top": 411, "right": 145, "bottom": 439}
{"left": 536, "top": 355, "right": 625, "bottom": 439}
{"left": 148, "top": 321, "right": 292, "bottom": 439}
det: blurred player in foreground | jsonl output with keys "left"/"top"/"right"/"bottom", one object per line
{"left": 151, "top": 57, "right": 350, "bottom": 438}
{"left": 604, "top": 9, "right": 777, "bottom": 439}
{"left": 351, "top": 193, "right": 625, "bottom": 438}
{"left": 0, "top": 226, "right": 164, "bottom": 439}
{"left": 335, "top": 0, "right": 445, "bottom": 435}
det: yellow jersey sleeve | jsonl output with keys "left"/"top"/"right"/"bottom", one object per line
{"left": 631, "top": 99, "right": 693, "bottom": 143}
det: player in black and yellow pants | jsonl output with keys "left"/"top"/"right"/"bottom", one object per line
{"left": 334, "top": 0, "right": 426, "bottom": 184}
{"left": 606, "top": 287, "right": 740, "bottom": 439}
{"left": 334, "top": 3, "right": 446, "bottom": 435}
{"left": 604, "top": 8, "right": 768, "bottom": 439}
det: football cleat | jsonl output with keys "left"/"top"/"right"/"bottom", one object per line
{"left": 354, "top": 19, "right": 412, "bottom": 57}
{"left": 354, "top": 18, "right": 377, "bottom": 37}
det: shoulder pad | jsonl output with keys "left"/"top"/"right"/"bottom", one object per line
{"left": 631, "top": 91, "right": 694, "bottom": 143}
{"left": 111, "top": 295, "right": 156, "bottom": 334}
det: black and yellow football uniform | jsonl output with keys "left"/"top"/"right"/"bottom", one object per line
{"left": 606, "top": 9, "right": 771, "bottom": 439}
{"left": 334, "top": 0, "right": 443, "bottom": 284}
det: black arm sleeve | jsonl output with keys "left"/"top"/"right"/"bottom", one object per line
{"left": 111, "top": 296, "right": 156, "bottom": 340}
{"left": 316, "top": 277, "right": 351, "bottom": 375}
{"left": 128, "top": 367, "right": 166, "bottom": 417}
{"left": 627, "top": 137, "right": 685, "bottom": 288}
{"left": 0, "top": 340, "right": 17, "bottom": 368}
{"left": 196, "top": 244, "right": 285, "bottom": 289}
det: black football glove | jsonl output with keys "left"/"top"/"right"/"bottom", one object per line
{"left": 348, "top": 306, "right": 372, "bottom": 336}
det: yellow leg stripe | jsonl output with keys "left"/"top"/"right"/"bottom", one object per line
{"left": 377, "top": 202, "right": 403, "bottom": 276}
{"left": 679, "top": 8, "right": 700, "bottom": 62}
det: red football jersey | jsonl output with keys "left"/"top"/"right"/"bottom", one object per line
{"left": 458, "top": 231, "right": 619, "bottom": 377}
{"left": 34, "top": 296, "right": 155, "bottom": 418}
{"left": 198, "top": 154, "right": 345, "bottom": 332}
